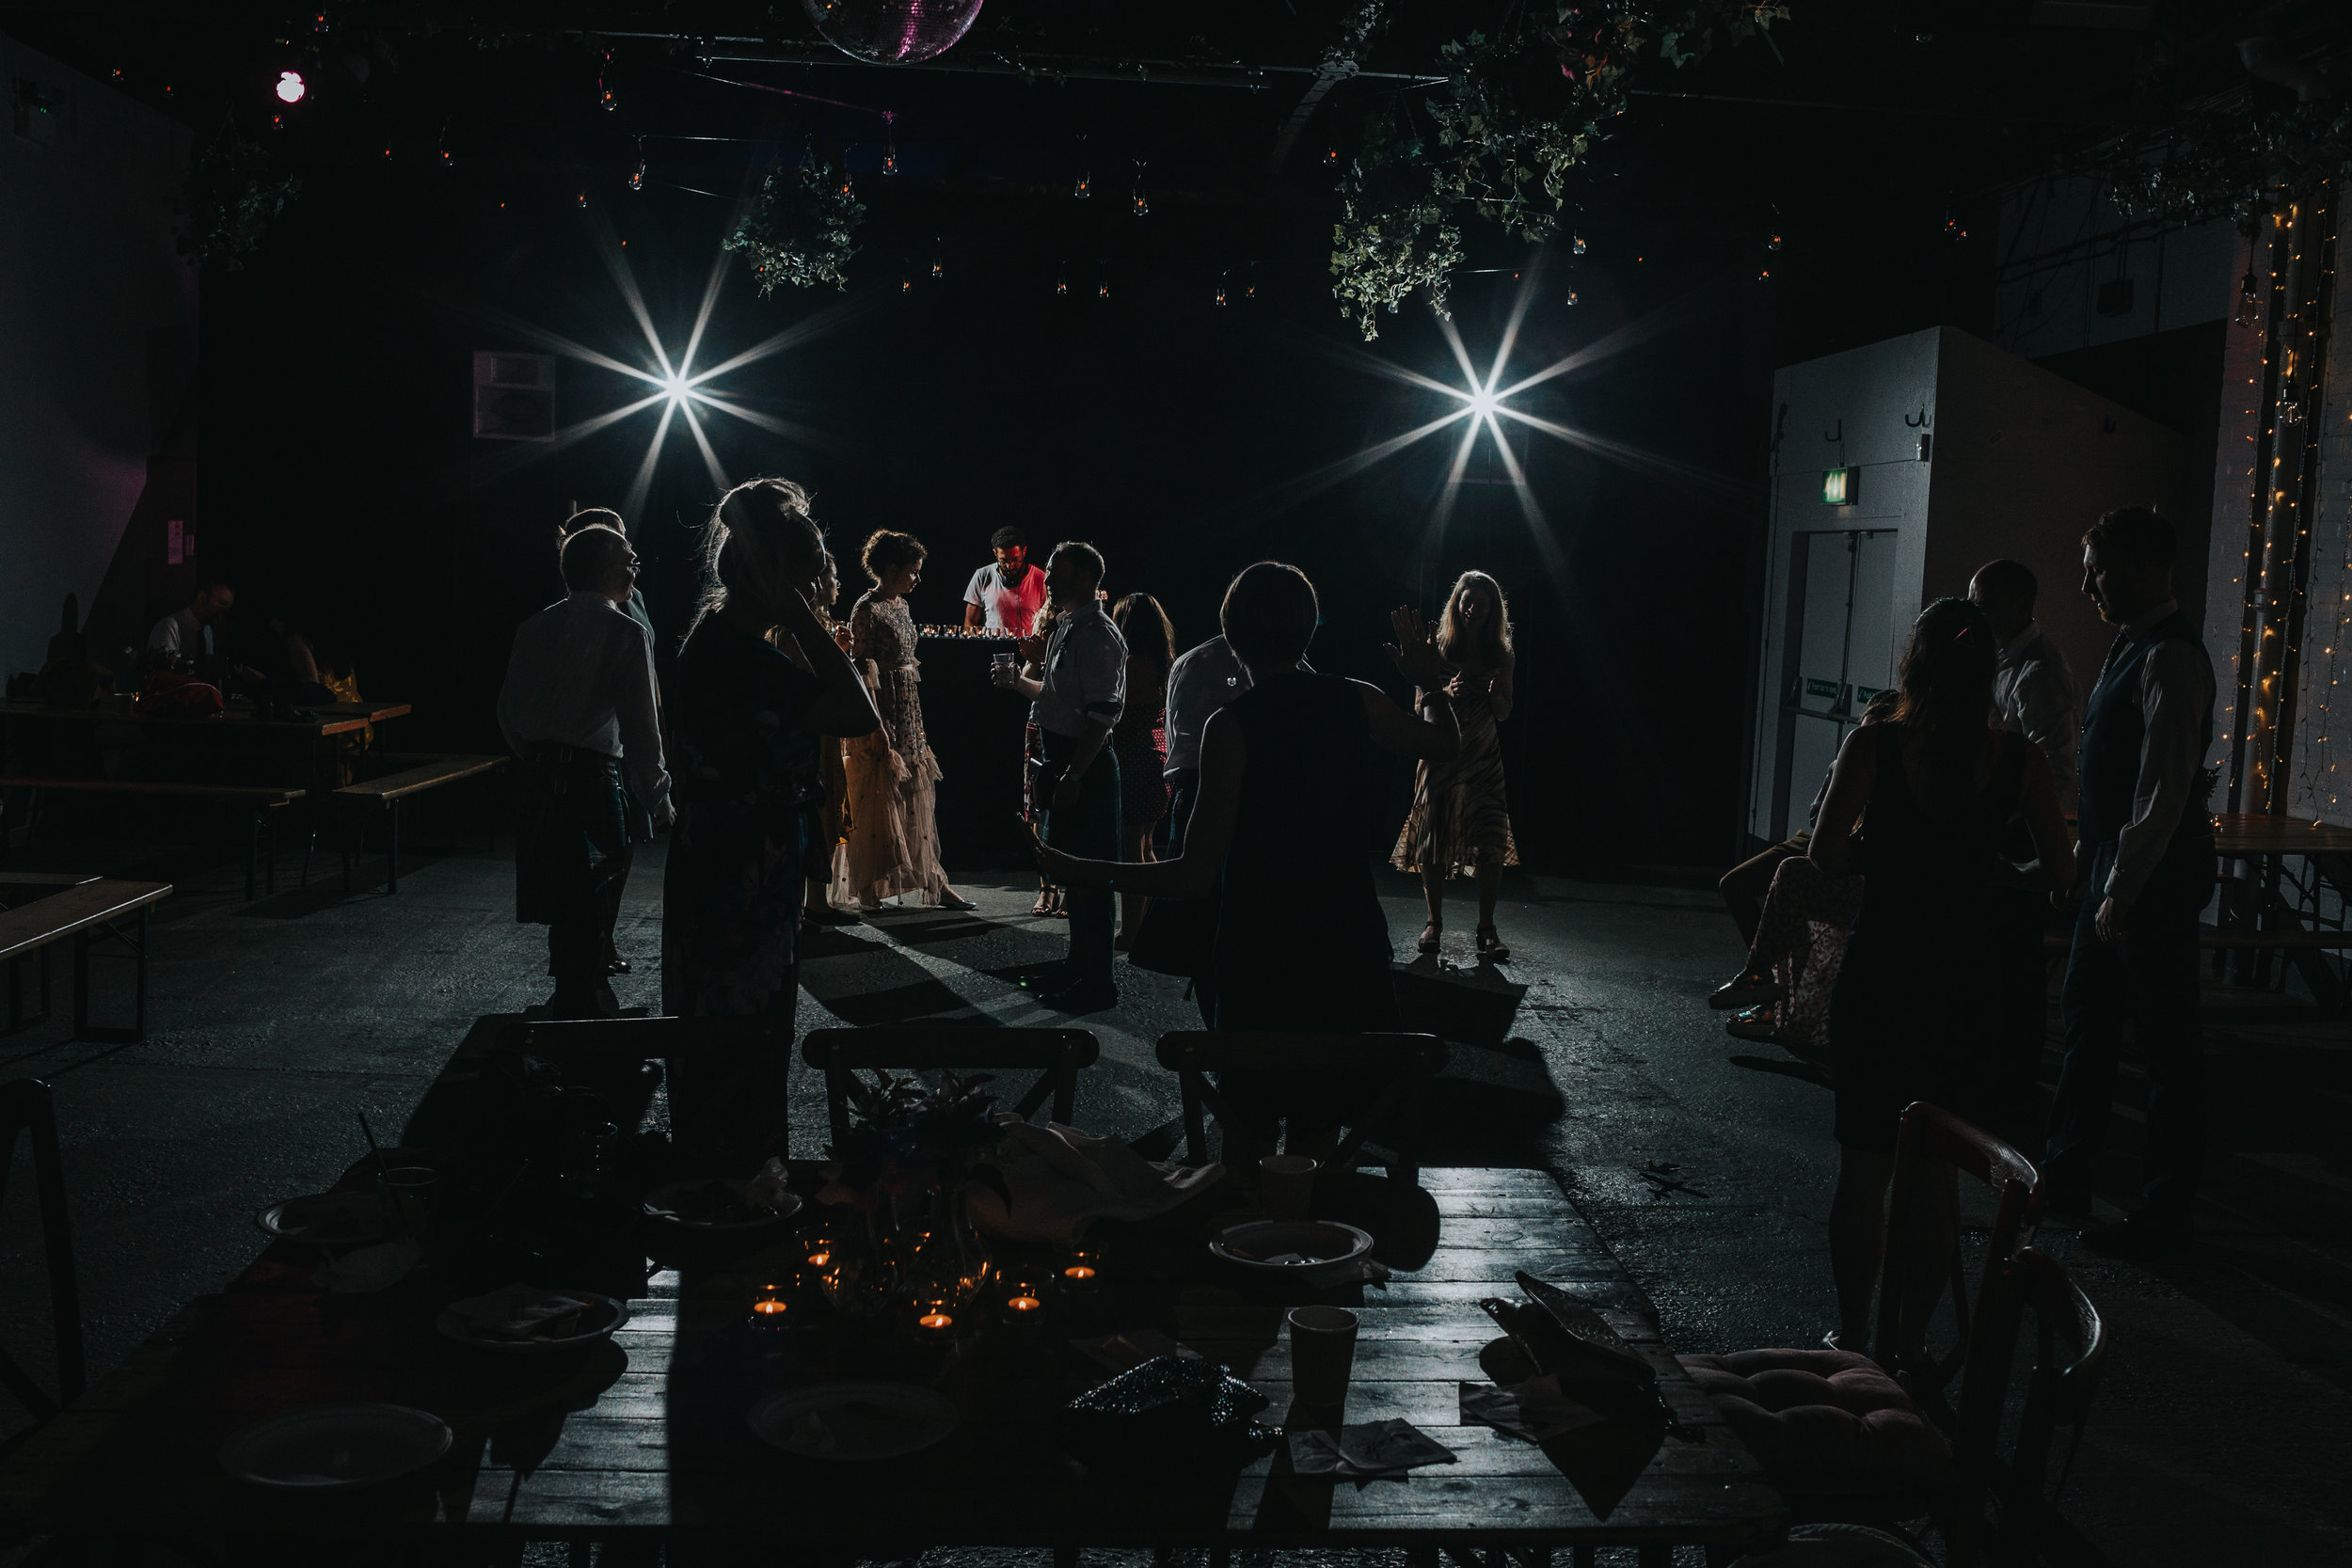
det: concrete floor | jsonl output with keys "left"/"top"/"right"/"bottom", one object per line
{"left": 2, "top": 830, "right": 2347, "bottom": 1566}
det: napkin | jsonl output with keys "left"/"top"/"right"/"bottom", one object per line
{"left": 1459, "top": 1375, "right": 1608, "bottom": 1442}
{"left": 1287, "top": 1419, "right": 1457, "bottom": 1478}
{"left": 965, "top": 1120, "right": 1223, "bottom": 1243}
{"left": 1072, "top": 1328, "right": 1202, "bottom": 1374}
{"left": 311, "top": 1238, "right": 420, "bottom": 1294}
{"left": 444, "top": 1284, "right": 598, "bottom": 1340}
{"left": 746, "top": 1157, "right": 804, "bottom": 1217}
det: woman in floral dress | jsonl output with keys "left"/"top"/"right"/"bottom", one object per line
{"left": 833, "top": 530, "right": 975, "bottom": 911}
{"left": 1391, "top": 570, "right": 1520, "bottom": 962}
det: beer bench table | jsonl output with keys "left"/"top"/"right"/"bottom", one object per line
{"left": 331, "top": 752, "right": 509, "bottom": 894}
{"left": 2210, "top": 813, "right": 2352, "bottom": 1012}
{"left": 0, "top": 1167, "right": 1787, "bottom": 1562}
{"left": 0, "top": 877, "right": 170, "bottom": 1041}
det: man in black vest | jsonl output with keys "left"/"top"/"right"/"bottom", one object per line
{"left": 2044, "top": 506, "right": 2216, "bottom": 1256}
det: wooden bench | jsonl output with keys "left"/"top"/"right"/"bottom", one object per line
{"left": 0, "top": 778, "right": 302, "bottom": 899}
{"left": 0, "top": 879, "right": 171, "bottom": 1042}
{"left": 330, "top": 753, "right": 508, "bottom": 894}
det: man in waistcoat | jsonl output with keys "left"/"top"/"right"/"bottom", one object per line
{"left": 2043, "top": 507, "right": 2216, "bottom": 1256}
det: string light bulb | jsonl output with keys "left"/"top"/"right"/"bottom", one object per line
{"left": 882, "top": 110, "right": 899, "bottom": 175}
{"left": 1131, "top": 159, "right": 1150, "bottom": 218}
{"left": 629, "top": 138, "right": 645, "bottom": 192}
{"left": 1073, "top": 135, "right": 1091, "bottom": 199}
{"left": 1572, "top": 235, "right": 1587, "bottom": 255}
{"left": 930, "top": 239, "right": 944, "bottom": 279}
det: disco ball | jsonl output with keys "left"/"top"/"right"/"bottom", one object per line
{"left": 803, "top": 0, "right": 986, "bottom": 64}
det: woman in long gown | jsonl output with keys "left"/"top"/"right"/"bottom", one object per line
{"left": 1110, "top": 592, "right": 1174, "bottom": 948}
{"left": 778, "top": 551, "right": 859, "bottom": 927}
{"left": 1027, "top": 562, "right": 1459, "bottom": 1148}
{"left": 833, "top": 530, "right": 975, "bottom": 911}
{"left": 1809, "top": 596, "right": 2069, "bottom": 1349}
{"left": 1393, "top": 570, "right": 1520, "bottom": 962}
{"left": 662, "top": 480, "right": 881, "bottom": 1137}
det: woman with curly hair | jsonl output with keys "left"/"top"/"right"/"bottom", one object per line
{"left": 1392, "top": 570, "right": 1520, "bottom": 962}
{"left": 834, "top": 529, "right": 976, "bottom": 910}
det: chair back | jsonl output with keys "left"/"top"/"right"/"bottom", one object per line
{"left": 1872, "top": 1101, "right": 2042, "bottom": 1425}
{"left": 1152, "top": 1031, "right": 1449, "bottom": 1182}
{"left": 515, "top": 1016, "right": 793, "bottom": 1153}
{"left": 801, "top": 1027, "right": 1101, "bottom": 1148}
{"left": 0, "top": 1079, "right": 85, "bottom": 1433}
{"left": 1947, "top": 1246, "right": 2110, "bottom": 1568}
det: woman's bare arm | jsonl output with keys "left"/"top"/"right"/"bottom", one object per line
{"left": 1025, "top": 708, "right": 1244, "bottom": 900}
{"left": 1362, "top": 681, "right": 1458, "bottom": 761}
{"left": 1807, "top": 724, "right": 1878, "bottom": 878}
{"left": 1487, "top": 648, "right": 1516, "bottom": 722}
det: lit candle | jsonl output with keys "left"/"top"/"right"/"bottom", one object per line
{"left": 1062, "top": 1243, "right": 1102, "bottom": 1286}
{"left": 1008, "top": 1295, "right": 1042, "bottom": 1312}
{"left": 750, "top": 1283, "right": 789, "bottom": 1327}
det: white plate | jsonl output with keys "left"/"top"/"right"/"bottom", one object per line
{"left": 256, "top": 1191, "right": 393, "bottom": 1249}
{"left": 643, "top": 1179, "right": 800, "bottom": 1231}
{"left": 748, "top": 1383, "right": 959, "bottom": 1462}
{"left": 219, "top": 1403, "right": 452, "bottom": 1490}
{"left": 435, "top": 1288, "right": 631, "bottom": 1354}
{"left": 1209, "top": 1220, "right": 1375, "bottom": 1277}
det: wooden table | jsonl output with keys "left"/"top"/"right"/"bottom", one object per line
{"left": 0, "top": 878, "right": 170, "bottom": 1040}
{"left": 0, "top": 1167, "right": 1785, "bottom": 1559}
{"left": 0, "top": 699, "right": 412, "bottom": 793}
{"left": 2207, "top": 813, "right": 2352, "bottom": 1010}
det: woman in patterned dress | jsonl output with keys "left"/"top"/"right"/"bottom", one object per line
{"left": 1392, "top": 570, "right": 1519, "bottom": 962}
{"left": 1110, "top": 592, "right": 1175, "bottom": 949}
{"left": 833, "top": 530, "right": 976, "bottom": 911}
{"left": 663, "top": 479, "right": 880, "bottom": 1140}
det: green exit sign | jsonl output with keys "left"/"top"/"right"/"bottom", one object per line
{"left": 1822, "top": 467, "right": 1858, "bottom": 505}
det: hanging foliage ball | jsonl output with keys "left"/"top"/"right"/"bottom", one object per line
{"left": 802, "top": 0, "right": 986, "bottom": 64}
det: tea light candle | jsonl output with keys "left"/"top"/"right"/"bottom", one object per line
{"left": 1000, "top": 1272, "right": 1047, "bottom": 1322}
{"left": 750, "top": 1283, "right": 789, "bottom": 1328}
{"left": 1062, "top": 1243, "right": 1102, "bottom": 1286}
{"left": 915, "top": 1299, "right": 954, "bottom": 1333}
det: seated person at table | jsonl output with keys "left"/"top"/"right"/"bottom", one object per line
{"left": 498, "top": 525, "right": 672, "bottom": 1020}
{"left": 1025, "top": 562, "right": 1458, "bottom": 1155}
{"left": 35, "top": 594, "right": 115, "bottom": 712}
{"left": 146, "top": 578, "right": 236, "bottom": 672}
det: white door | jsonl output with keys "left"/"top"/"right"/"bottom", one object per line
{"left": 1770, "top": 528, "right": 1898, "bottom": 837}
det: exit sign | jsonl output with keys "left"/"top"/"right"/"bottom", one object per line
{"left": 1822, "top": 467, "right": 1858, "bottom": 505}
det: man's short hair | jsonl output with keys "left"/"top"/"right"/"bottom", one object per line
{"left": 990, "top": 525, "right": 1028, "bottom": 551}
{"left": 564, "top": 507, "right": 625, "bottom": 538}
{"left": 1221, "top": 561, "right": 1319, "bottom": 668}
{"left": 1972, "top": 558, "right": 2037, "bottom": 614}
{"left": 560, "top": 524, "right": 629, "bottom": 591}
{"left": 2083, "top": 506, "right": 2176, "bottom": 568}
{"left": 1052, "top": 540, "right": 1104, "bottom": 582}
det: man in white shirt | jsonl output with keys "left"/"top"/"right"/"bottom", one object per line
{"left": 995, "top": 541, "right": 1125, "bottom": 1012}
{"left": 146, "top": 579, "right": 236, "bottom": 670}
{"left": 961, "top": 526, "right": 1049, "bottom": 637}
{"left": 1968, "top": 558, "right": 2080, "bottom": 1119}
{"left": 497, "top": 525, "right": 673, "bottom": 1019}
{"left": 2043, "top": 508, "right": 2216, "bottom": 1255}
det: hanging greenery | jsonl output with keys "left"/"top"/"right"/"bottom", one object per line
{"left": 179, "top": 125, "right": 301, "bottom": 273}
{"left": 726, "top": 155, "right": 866, "bottom": 293}
{"left": 1329, "top": 1, "right": 1789, "bottom": 338}
{"left": 2100, "top": 98, "right": 2352, "bottom": 234}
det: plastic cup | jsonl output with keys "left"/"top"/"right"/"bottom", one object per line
{"left": 1288, "top": 1305, "right": 1359, "bottom": 1405}
{"left": 1260, "top": 1154, "right": 1318, "bottom": 1222}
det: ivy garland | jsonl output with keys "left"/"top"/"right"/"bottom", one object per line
{"left": 726, "top": 156, "right": 866, "bottom": 294}
{"left": 1330, "top": 1, "right": 1789, "bottom": 339}
{"left": 180, "top": 125, "right": 301, "bottom": 273}
{"left": 2099, "top": 97, "right": 2352, "bottom": 235}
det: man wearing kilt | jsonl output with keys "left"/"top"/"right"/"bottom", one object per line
{"left": 498, "top": 525, "right": 673, "bottom": 1018}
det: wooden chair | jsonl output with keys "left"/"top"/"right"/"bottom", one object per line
{"left": 1948, "top": 1246, "right": 2112, "bottom": 1568}
{"left": 1152, "top": 1031, "right": 1449, "bottom": 1183}
{"left": 801, "top": 1027, "right": 1100, "bottom": 1148}
{"left": 514, "top": 1016, "right": 793, "bottom": 1155}
{"left": 1678, "top": 1101, "right": 2041, "bottom": 1531}
{"left": 0, "top": 1079, "right": 85, "bottom": 1445}
{"left": 1875, "top": 1101, "right": 2044, "bottom": 1425}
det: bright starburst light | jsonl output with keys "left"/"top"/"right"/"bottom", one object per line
{"left": 458, "top": 206, "right": 872, "bottom": 518}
